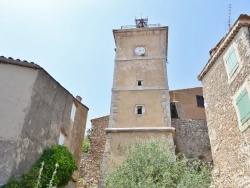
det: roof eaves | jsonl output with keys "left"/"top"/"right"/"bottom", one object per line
{"left": 198, "top": 14, "right": 250, "bottom": 81}
{"left": 0, "top": 55, "right": 89, "bottom": 110}
{"left": 0, "top": 56, "right": 41, "bottom": 69}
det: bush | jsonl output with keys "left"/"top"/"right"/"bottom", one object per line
{"left": 105, "top": 138, "right": 212, "bottom": 188}
{"left": 2, "top": 145, "right": 77, "bottom": 188}
{"left": 82, "top": 137, "right": 90, "bottom": 153}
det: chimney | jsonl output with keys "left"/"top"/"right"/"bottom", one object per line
{"left": 76, "top": 95, "right": 82, "bottom": 102}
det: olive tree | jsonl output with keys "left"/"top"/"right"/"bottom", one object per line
{"left": 105, "top": 138, "right": 212, "bottom": 188}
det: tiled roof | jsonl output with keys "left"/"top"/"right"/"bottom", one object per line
{"left": 0, "top": 56, "right": 41, "bottom": 69}
{"left": 198, "top": 14, "right": 250, "bottom": 81}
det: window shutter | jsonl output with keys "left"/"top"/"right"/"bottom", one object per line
{"left": 226, "top": 48, "right": 239, "bottom": 76}
{"left": 230, "top": 49, "right": 239, "bottom": 76}
{"left": 241, "top": 90, "right": 250, "bottom": 123}
{"left": 236, "top": 89, "right": 250, "bottom": 124}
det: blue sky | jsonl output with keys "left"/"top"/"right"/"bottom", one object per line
{"left": 0, "top": 0, "right": 249, "bottom": 129}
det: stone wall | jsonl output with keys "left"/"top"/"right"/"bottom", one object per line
{"left": 80, "top": 116, "right": 212, "bottom": 187}
{"left": 172, "top": 118, "right": 212, "bottom": 162}
{"left": 201, "top": 27, "right": 250, "bottom": 187}
{"left": 79, "top": 116, "right": 109, "bottom": 188}
{"left": 0, "top": 62, "right": 89, "bottom": 186}
{"left": 0, "top": 64, "right": 39, "bottom": 184}
{"left": 12, "top": 70, "right": 88, "bottom": 184}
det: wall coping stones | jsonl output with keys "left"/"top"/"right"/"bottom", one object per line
{"left": 105, "top": 127, "right": 175, "bottom": 133}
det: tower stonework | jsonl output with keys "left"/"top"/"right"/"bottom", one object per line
{"left": 99, "top": 21, "right": 175, "bottom": 187}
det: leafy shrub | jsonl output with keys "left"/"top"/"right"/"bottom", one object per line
{"left": 82, "top": 137, "right": 90, "bottom": 153}
{"left": 0, "top": 179, "right": 22, "bottom": 188}
{"left": 2, "top": 145, "right": 77, "bottom": 188}
{"left": 105, "top": 138, "right": 212, "bottom": 188}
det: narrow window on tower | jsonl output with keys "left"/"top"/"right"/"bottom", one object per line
{"left": 137, "top": 106, "right": 142, "bottom": 114}
{"left": 137, "top": 80, "right": 143, "bottom": 86}
{"left": 135, "top": 105, "right": 145, "bottom": 115}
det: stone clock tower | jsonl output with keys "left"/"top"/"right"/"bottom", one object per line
{"left": 100, "top": 19, "right": 175, "bottom": 186}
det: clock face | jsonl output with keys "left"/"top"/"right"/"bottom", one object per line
{"left": 134, "top": 47, "right": 146, "bottom": 56}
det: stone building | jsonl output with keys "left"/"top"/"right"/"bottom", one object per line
{"left": 80, "top": 88, "right": 212, "bottom": 187}
{"left": 79, "top": 19, "right": 212, "bottom": 188}
{"left": 198, "top": 14, "right": 250, "bottom": 187}
{"left": 0, "top": 56, "right": 89, "bottom": 187}
{"left": 99, "top": 19, "right": 175, "bottom": 187}
{"left": 170, "top": 87, "right": 211, "bottom": 163}
{"left": 170, "top": 87, "right": 206, "bottom": 120}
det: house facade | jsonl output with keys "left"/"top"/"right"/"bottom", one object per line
{"left": 0, "top": 56, "right": 88, "bottom": 187}
{"left": 198, "top": 14, "right": 250, "bottom": 187}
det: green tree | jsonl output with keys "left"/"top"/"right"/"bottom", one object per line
{"left": 105, "top": 138, "right": 212, "bottom": 188}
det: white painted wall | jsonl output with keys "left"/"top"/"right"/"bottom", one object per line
{"left": 0, "top": 64, "right": 38, "bottom": 140}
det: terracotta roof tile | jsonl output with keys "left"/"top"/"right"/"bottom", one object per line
{"left": 0, "top": 56, "right": 41, "bottom": 69}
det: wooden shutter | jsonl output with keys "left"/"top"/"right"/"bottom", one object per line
{"left": 236, "top": 88, "right": 250, "bottom": 124}
{"left": 226, "top": 48, "right": 239, "bottom": 76}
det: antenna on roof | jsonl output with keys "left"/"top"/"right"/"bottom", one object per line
{"left": 228, "top": 4, "right": 231, "bottom": 30}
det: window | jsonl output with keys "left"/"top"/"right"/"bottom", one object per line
{"left": 70, "top": 102, "right": 76, "bottom": 121}
{"left": 137, "top": 106, "right": 142, "bottom": 114}
{"left": 135, "top": 105, "right": 145, "bottom": 115}
{"left": 170, "top": 102, "right": 178, "bottom": 118}
{"left": 196, "top": 95, "right": 204, "bottom": 107}
{"left": 236, "top": 88, "right": 250, "bottom": 124}
{"left": 58, "top": 132, "right": 65, "bottom": 145}
{"left": 225, "top": 47, "right": 239, "bottom": 77}
{"left": 233, "top": 77, "right": 250, "bottom": 132}
{"left": 137, "top": 80, "right": 143, "bottom": 86}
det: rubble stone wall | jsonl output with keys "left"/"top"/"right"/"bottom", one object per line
{"left": 172, "top": 118, "right": 212, "bottom": 163}
{"left": 80, "top": 116, "right": 212, "bottom": 187}
{"left": 201, "top": 27, "right": 250, "bottom": 187}
{"left": 79, "top": 116, "right": 109, "bottom": 188}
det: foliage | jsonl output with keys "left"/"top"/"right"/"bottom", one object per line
{"left": 105, "top": 138, "right": 212, "bottom": 188}
{"left": 2, "top": 145, "right": 77, "bottom": 188}
{"left": 82, "top": 137, "right": 90, "bottom": 153}
{"left": 78, "top": 177, "right": 85, "bottom": 183}
{"left": 0, "top": 179, "right": 22, "bottom": 188}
